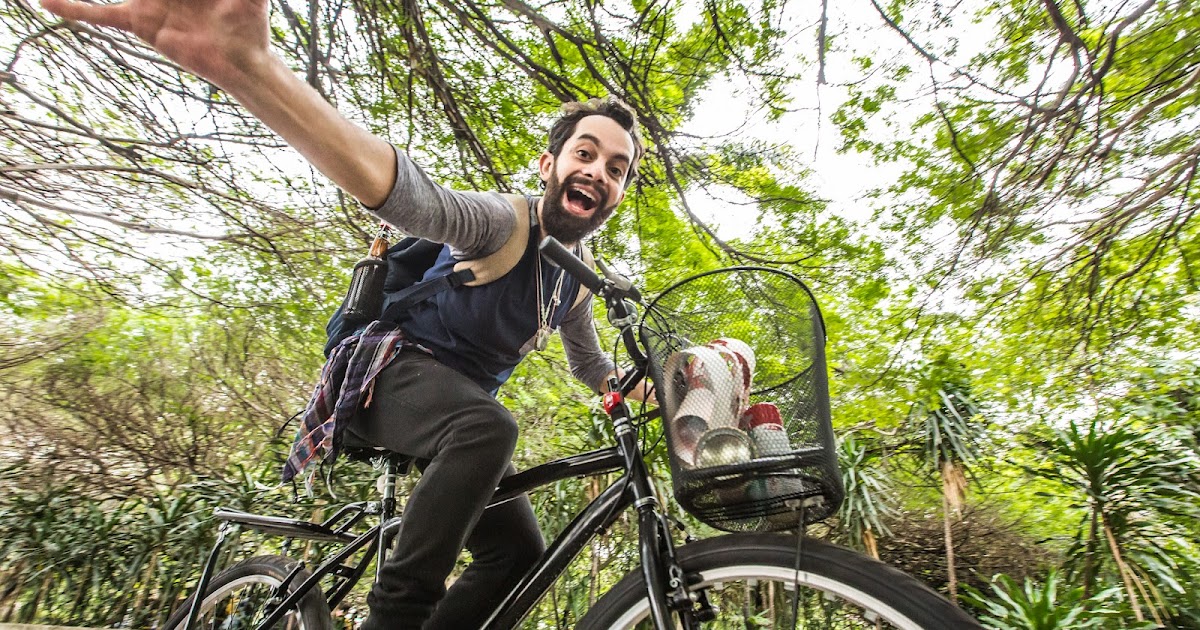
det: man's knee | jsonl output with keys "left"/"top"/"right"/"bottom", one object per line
{"left": 457, "top": 401, "right": 519, "bottom": 454}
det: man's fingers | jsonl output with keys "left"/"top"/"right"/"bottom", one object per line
{"left": 40, "top": 0, "right": 132, "bottom": 31}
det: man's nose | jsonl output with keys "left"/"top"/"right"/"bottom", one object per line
{"left": 580, "top": 161, "right": 605, "bottom": 182}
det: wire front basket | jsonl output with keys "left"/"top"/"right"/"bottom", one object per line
{"left": 641, "top": 267, "right": 844, "bottom": 532}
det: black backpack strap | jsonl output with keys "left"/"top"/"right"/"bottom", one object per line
{"left": 379, "top": 267, "right": 475, "bottom": 323}
{"left": 378, "top": 195, "right": 532, "bottom": 323}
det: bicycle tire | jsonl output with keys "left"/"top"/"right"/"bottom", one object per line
{"left": 578, "top": 533, "right": 983, "bottom": 629}
{"left": 163, "top": 555, "right": 332, "bottom": 630}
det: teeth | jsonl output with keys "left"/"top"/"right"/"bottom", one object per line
{"left": 571, "top": 186, "right": 595, "bottom": 202}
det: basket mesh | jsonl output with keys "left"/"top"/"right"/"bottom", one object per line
{"left": 641, "top": 267, "right": 843, "bottom": 532}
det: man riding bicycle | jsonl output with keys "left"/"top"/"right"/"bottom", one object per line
{"left": 40, "top": 0, "right": 646, "bottom": 627}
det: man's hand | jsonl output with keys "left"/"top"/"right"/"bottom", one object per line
{"left": 41, "top": 0, "right": 272, "bottom": 92}
{"left": 604, "top": 369, "right": 655, "bottom": 404}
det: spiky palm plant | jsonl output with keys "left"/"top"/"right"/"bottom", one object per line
{"left": 1031, "top": 418, "right": 1200, "bottom": 626}
{"left": 837, "top": 433, "right": 893, "bottom": 559}
{"left": 909, "top": 364, "right": 986, "bottom": 603}
{"left": 961, "top": 570, "right": 1129, "bottom": 630}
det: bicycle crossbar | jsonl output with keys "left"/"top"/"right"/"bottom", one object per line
{"left": 489, "top": 447, "right": 623, "bottom": 506}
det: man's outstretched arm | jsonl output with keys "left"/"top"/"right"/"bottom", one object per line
{"left": 41, "top": 0, "right": 397, "bottom": 208}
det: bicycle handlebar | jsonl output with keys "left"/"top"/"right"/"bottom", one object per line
{"left": 539, "top": 236, "right": 604, "bottom": 293}
{"left": 538, "top": 235, "right": 650, "bottom": 380}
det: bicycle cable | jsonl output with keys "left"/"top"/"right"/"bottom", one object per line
{"left": 791, "top": 499, "right": 807, "bottom": 630}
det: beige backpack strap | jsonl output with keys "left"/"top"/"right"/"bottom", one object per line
{"left": 571, "top": 244, "right": 595, "bottom": 310}
{"left": 454, "top": 193, "right": 531, "bottom": 286}
{"left": 453, "top": 193, "right": 594, "bottom": 311}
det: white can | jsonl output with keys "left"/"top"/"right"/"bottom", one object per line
{"left": 671, "top": 387, "right": 716, "bottom": 466}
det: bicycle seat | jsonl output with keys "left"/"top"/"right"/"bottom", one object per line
{"left": 341, "top": 433, "right": 414, "bottom": 469}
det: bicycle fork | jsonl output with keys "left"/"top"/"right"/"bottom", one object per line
{"left": 603, "top": 384, "right": 699, "bottom": 630}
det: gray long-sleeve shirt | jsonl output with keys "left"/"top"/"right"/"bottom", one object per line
{"left": 368, "top": 146, "right": 616, "bottom": 392}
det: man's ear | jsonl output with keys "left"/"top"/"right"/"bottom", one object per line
{"left": 537, "top": 151, "right": 554, "bottom": 181}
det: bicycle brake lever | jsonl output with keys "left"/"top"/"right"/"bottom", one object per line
{"left": 596, "top": 259, "right": 642, "bottom": 302}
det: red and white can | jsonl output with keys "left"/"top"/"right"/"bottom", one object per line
{"left": 740, "top": 403, "right": 791, "bottom": 457}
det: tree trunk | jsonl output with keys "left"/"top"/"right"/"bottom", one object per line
{"left": 68, "top": 572, "right": 92, "bottom": 621}
{"left": 940, "top": 460, "right": 966, "bottom": 604}
{"left": 862, "top": 527, "right": 880, "bottom": 560}
{"left": 303, "top": 506, "right": 325, "bottom": 564}
{"left": 24, "top": 573, "right": 52, "bottom": 622}
{"left": 942, "top": 490, "right": 958, "bottom": 603}
{"left": 1083, "top": 506, "right": 1100, "bottom": 598}
{"left": 129, "top": 554, "right": 158, "bottom": 627}
{"left": 1102, "top": 518, "right": 1160, "bottom": 625}
{"left": 0, "top": 562, "right": 26, "bottom": 622}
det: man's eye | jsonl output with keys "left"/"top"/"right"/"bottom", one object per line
{"left": 577, "top": 150, "right": 590, "bottom": 158}
{"left": 609, "top": 166, "right": 624, "bottom": 178}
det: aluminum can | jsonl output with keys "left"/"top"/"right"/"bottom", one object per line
{"left": 694, "top": 427, "right": 754, "bottom": 469}
{"left": 671, "top": 387, "right": 716, "bottom": 466}
{"left": 740, "top": 403, "right": 791, "bottom": 457}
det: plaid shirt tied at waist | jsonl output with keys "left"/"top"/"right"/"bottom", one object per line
{"left": 282, "top": 320, "right": 423, "bottom": 488}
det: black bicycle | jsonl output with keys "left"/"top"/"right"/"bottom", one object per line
{"left": 165, "top": 239, "right": 983, "bottom": 630}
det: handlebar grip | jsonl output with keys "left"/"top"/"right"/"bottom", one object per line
{"left": 539, "top": 236, "right": 604, "bottom": 293}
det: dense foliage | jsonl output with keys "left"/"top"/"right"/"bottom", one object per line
{"left": 1, "top": 0, "right": 1197, "bottom": 627}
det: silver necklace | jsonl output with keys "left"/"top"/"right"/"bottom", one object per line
{"left": 534, "top": 251, "right": 567, "bottom": 352}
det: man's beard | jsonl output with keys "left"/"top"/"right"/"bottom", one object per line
{"left": 541, "top": 171, "right": 616, "bottom": 243}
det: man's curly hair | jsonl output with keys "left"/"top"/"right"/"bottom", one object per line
{"left": 546, "top": 96, "right": 645, "bottom": 190}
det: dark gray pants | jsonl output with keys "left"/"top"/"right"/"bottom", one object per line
{"left": 347, "top": 349, "right": 545, "bottom": 630}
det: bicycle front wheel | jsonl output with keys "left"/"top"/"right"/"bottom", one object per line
{"left": 580, "top": 533, "right": 982, "bottom": 629}
{"left": 164, "top": 555, "right": 332, "bottom": 630}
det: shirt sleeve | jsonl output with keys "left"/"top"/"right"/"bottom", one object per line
{"left": 561, "top": 293, "right": 618, "bottom": 393}
{"left": 366, "top": 145, "right": 515, "bottom": 259}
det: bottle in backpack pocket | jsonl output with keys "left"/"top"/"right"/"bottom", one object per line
{"left": 342, "top": 235, "right": 390, "bottom": 325}
{"left": 342, "top": 257, "right": 387, "bottom": 323}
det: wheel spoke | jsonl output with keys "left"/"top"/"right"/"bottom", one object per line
{"left": 579, "top": 535, "right": 982, "bottom": 630}
{"left": 166, "top": 557, "right": 330, "bottom": 630}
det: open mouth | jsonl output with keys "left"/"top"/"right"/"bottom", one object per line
{"left": 565, "top": 185, "right": 599, "bottom": 216}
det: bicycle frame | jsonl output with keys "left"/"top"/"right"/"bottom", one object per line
{"left": 186, "top": 396, "right": 688, "bottom": 630}
{"left": 185, "top": 238, "right": 691, "bottom": 629}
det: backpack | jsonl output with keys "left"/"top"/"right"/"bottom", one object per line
{"left": 323, "top": 194, "right": 593, "bottom": 356}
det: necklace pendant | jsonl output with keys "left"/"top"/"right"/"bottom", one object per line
{"left": 535, "top": 326, "right": 551, "bottom": 352}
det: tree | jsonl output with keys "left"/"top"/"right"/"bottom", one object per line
{"left": 907, "top": 355, "right": 986, "bottom": 602}
{"left": 835, "top": 0, "right": 1200, "bottom": 364}
{"left": 836, "top": 432, "right": 893, "bottom": 559}
{"left": 1029, "top": 417, "right": 1200, "bottom": 625}
{"left": 961, "top": 570, "right": 1123, "bottom": 630}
